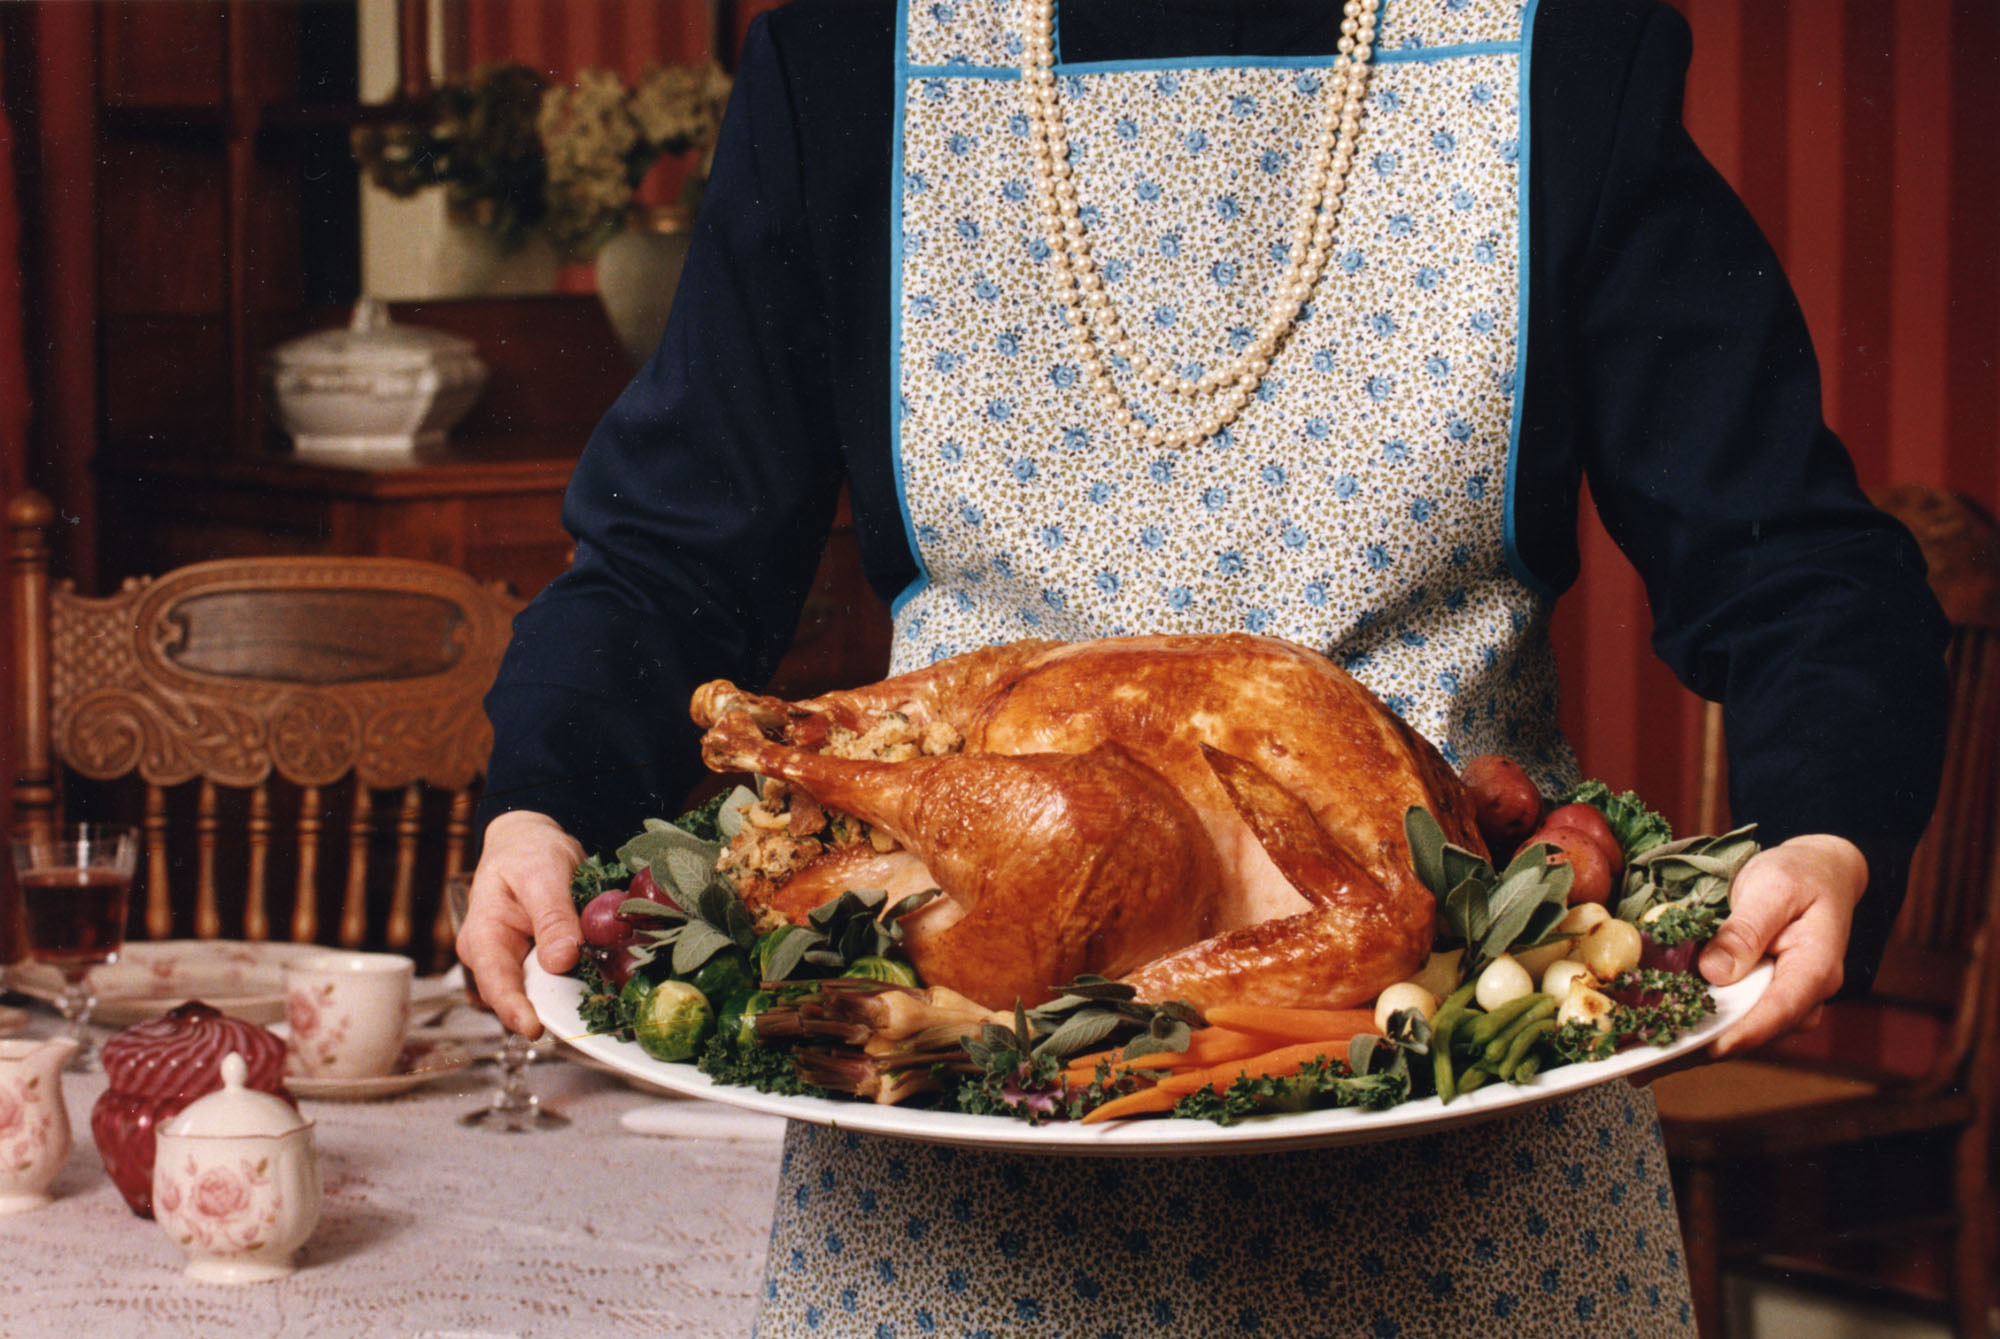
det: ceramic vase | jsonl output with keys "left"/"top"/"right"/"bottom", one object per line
{"left": 595, "top": 207, "right": 695, "bottom": 368}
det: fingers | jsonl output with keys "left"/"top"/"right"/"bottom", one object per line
{"left": 1700, "top": 836, "right": 1863, "bottom": 1058}
{"left": 456, "top": 812, "right": 587, "bottom": 1039}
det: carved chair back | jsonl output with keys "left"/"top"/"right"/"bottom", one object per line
{"left": 7, "top": 490, "right": 524, "bottom": 967}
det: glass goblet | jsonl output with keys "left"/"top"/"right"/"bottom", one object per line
{"left": 444, "top": 873, "right": 568, "bottom": 1132}
{"left": 10, "top": 823, "right": 140, "bottom": 1071}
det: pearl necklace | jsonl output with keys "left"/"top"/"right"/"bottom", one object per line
{"left": 1022, "top": 0, "right": 1380, "bottom": 450}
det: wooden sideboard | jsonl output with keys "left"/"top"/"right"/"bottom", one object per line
{"left": 95, "top": 446, "right": 892, "bottom": 703}
{"left": 98, "top": 442, "right": 579, "bottom": 600}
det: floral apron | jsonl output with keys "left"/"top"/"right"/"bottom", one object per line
{"left": 755, "top": 0, "right": 1694, "bottom": 1333}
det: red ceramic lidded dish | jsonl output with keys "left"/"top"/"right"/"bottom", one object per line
{"left": 91, "top": 1001, "right": 292, "bottom": 1217}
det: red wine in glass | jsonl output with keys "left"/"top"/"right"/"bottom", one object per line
{"left": 21, "top": 867, "right": 132, "bottom": 968}
{"left": 9, "top": 823, "right": 140, "bottom": 1070}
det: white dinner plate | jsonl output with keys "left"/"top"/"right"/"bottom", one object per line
{"left": 9, "top": 942, "right": 454, "bottom": 1028}
{"left": 282, "top": 1038, "right": 474, "bottom": 1101}
{"left": 525, "top": 957, "right": 1774, "bottom": 1157}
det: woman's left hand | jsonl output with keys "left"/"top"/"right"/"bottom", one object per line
{"left": 1697, "top": 833, "right": 1868, "bottom": 1057}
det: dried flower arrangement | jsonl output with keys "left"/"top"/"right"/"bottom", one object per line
{"left": 354, "top": 60, "right": 733, "bottom": 261}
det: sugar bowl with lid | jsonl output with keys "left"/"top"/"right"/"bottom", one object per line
{"left": 152, "top": 1052, "right": 321, "bottom": 1283}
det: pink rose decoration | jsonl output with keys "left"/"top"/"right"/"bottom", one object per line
{"left": 0, "top": 1087, "right": 20, "bottom": 1138}
{"left": 287, "top": 993, "right": 320, "bottom": 1039}
{"left": 156, "top": 1176, "right": 181, "bottom": 1215}
{"left": 192, "top": 1166, "right": 250, "bottom": 1221}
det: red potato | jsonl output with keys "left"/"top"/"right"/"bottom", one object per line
{"left": 1460, "top": 754, "right": 1544, "bottom": 860}
{"left": 1537, "top": 803, "right": 1624, "bottom": 875}
{"left": 1528, "top": 827, "right": 1614, "bottom": 906}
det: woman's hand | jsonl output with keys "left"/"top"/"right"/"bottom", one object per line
{"left": 1698, "top": 833, "right": 1868, "bottom": 1057}
{"left": 456, "top": 810, "right": 587, "bottom": 1038}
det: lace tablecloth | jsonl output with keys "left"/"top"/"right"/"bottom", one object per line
{"left": 0, "top": 1020, "right": 784, "bottom": 1338}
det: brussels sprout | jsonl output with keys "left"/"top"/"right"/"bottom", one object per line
{"left": 633, "top": 980, "right": 715, "bottom": 1061}
{"left": 841, "top": 955, "right": 921, "bottom": 988}
{"left": 725, "top": 989, "right": 776, "bottom": 1048}
{"left": 693, "top": 949, "right": 756, "bottom": 1003}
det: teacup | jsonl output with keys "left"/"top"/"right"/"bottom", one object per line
{"left": 283, "top": 952, "right": 414, "bottom": 1080}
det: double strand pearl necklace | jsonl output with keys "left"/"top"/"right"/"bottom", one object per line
{"left": 1022, "top": 0, "right": 1380, "bottom": 450}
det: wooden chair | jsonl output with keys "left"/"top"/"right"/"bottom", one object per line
{"left": 7, "top": 489, "right": 524, "bottom": 968}
{"left": 1653, "top": 484, "right": 2000, "bottom": 1338}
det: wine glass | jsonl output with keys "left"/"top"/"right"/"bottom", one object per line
{"left": 443, "top": 873, "right": 568, "bottom": 1132}
{"left": 10, "top": 823, "right": 140, "bottom": 1071}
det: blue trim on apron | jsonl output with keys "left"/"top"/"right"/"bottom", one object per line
{"left": 1503, "top": 0, "right": 1549, "bottom": 598}
{"left": 889, "top": 0, "right": 935, "bottom": 620}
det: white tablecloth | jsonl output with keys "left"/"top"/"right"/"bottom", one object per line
{"left": 0, "top": 1016, "right": 784, "bottom": 1338}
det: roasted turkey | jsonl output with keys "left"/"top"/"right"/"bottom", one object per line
{"left": 693, "top": 634, "right": 1482, "bottom": 1012}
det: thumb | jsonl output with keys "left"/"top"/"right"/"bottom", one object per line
{"left": 1698, "top": 855, "right": 1797, "bottom": 986}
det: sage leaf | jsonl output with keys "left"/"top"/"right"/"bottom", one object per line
{"left": 762, "top": 927, "right": 822, "bottom": 983}
{"left": 1442, "top": 844, "right": 1494, "bottom": 897}
{"left": 660, "top": 845, "right": 712, "bottom": 901}
{"left": 1033, "top": 1009, "right": 1122, "bottom": 1059}
{"left": 672, "top": 922, "right": 735, "bottom": 975}
{"left": 715, "top": 785, "right": 758, "bottom": 841}
{"left": 617, "top": 897, "right": 682, "bottom": 922}
{"left": 1405, "top": 807, "right": 1447, "bottom": 896}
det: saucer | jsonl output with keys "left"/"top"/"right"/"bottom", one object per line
{"left": 283, "top": 1039, "right": 473, "bottom": 1101}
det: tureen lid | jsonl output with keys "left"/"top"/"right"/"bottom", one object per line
{"left": 270, "top": 296, "right": 477, "bottom": 370}
{"left": 160, "top": 1053, "right": 311, "bottom": 1139}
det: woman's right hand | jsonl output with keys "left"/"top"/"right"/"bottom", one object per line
{"left": 456, "top": 810, "right": 587, "bottom": 1038}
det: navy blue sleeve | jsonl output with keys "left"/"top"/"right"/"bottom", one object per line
{"left": 479, "top": 13, "right": 846, "bottom": 857}
{"left": 1522, "top": 1, "right": 1951, "bottom": 991}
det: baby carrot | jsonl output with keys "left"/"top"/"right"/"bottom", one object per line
{"left": 1078, "top": 1084, "right": 1181, "bottom": 1124}
{"left": 1157, "top": 1038, "right": 1365, "bottom": 1097}
{"left": 1202, "top": 1005, "right": 1380, "bottom": 1045}
{"left": 1063, "top": 1027, "right": 1273, "bottom": 1084}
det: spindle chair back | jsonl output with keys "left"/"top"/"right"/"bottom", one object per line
{"left": 7, "top": 489, "right": 523, "bottom": 968}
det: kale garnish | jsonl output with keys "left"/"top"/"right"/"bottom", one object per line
{"left": 694, "top": 1031, "right": 826, "bottom": 1097}
{"left": 1170, "top": 1056, "right": 1411, "bottom": 1126}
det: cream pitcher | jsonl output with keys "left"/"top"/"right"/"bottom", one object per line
{"left": 0, "top": 1036, "right": 81, "bottom": 1213}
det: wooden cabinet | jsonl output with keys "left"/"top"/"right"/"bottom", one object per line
{"left": 98, "top": 447, "right": 891, "bottom": 702}
{"left": 98, "top": 445, "right": 578, "bottom": 600}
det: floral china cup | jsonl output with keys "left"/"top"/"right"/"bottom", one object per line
{"left": 153, "top": 1052, "right": 320, "bottom": 1283}
{"left": 0, "top": 1036, "right": 80, "bottom": 1212}
{"left": 284, "top": 951, "right": 413, "bottom": 1079}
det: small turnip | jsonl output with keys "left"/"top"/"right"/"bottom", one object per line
{"left": 1579, "top": 918, "right": 1643, "bottom": 979}
{"left": 1374, "top": 982, "right": 1440, "bottom": 1033}
{"left": 1557, "top": 985, "right": 1617, "bottom": 1033}
{"left": 1474, "top": 953, "right": 1534, "bottom": 1011}
{"left": 1541, "top": 958, "right": 1598, "bottom": 1000}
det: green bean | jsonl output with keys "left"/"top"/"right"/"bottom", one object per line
{"left": 1498, "top": 1019, "right": 1556, "bottom": 1080}
{"left": 1455, "top": 1065, "right": 1491, "bottom": 1094}
{"left": 1428, "top": 982, "right": 1478, "bottom": 1105}
{"left": 1481, "top": 997, "right": 1558, "bottom": 1065}
{"left": 1461, "top": 992, "right": 1551, "bottom": 1051}
{"left": 1511, "top": 1054, "right": 1543, "bottom": 1084}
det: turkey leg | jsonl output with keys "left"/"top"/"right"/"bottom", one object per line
{"left": 701, "top": 708, "right": 1222, "bottom": 1007}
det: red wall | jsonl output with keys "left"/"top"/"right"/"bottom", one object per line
{"left": 1556, "top": 0, "right": 2000, "bottom": 832}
